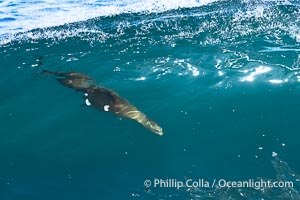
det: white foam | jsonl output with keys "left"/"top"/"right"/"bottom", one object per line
{"left": 272, "top": 152, "right": 278, "bottom": 157}
{"left": 136, "top": 76, "right": 146, "bottom": 81}
{"left": 187, "top": 63, "right": 200, "bottom": 77}
{"left": 269, "top": 79, "right": 284, "bottom": 84}
{"left": 296, "top": 33, "right": 300, "bottom": 43}
{"left": 240, "top": 66, "right": 272, "bottom": 82}
{"left": 0, "top": 0, "right": 218, "bottom": 36}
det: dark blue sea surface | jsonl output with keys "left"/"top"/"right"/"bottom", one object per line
{"left": 0, "top": 0, "right": 300, "bottom": 199}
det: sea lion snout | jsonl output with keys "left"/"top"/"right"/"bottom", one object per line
{"left": 145, "top": 120, "right": 163, "bottom": 136}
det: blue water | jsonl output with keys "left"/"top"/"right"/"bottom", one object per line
{"left": 1, "top": 0, "right": 300, "bottom": 199}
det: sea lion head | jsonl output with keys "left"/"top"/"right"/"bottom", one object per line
{"left": 145, "top": 120, "right": 163, "bottom": 136}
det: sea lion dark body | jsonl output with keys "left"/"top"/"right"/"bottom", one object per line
{"left": 83, "top": 86, "right": 126, "bottom": 112}
{"left": 43, "top": 70, "right": 163, "bottom": 135}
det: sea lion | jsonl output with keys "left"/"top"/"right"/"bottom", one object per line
{"left": 42, "top": 70, "right": 163, "bottom": 136}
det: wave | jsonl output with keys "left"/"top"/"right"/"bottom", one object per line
{"left": 0, "top": 0, "right": 218, "bottom": 35}
{"left": 2, "top": 0, "right": 299, "bottom": 45}
{"left": 1, "top": 0, "right": 299, "bottom": 86}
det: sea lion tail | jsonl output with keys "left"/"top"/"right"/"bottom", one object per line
{"left": 40, "top": 70, "right": 65, "bottom": 76}
{"left": 32, "top": 69, "right": 63, "bottom": 77}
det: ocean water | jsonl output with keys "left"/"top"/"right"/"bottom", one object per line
{"left": 1, "top": 0, "right": 300, "bottom": 199}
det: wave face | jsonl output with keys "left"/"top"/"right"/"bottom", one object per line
{"left": 0, "top": 0, "right": 217, "bottom": 35}
{"left": 1, "top": 0, "right": 299, "bottom": 84}
{"left": 0, "top": 0, "right": 300, "bottom": 199}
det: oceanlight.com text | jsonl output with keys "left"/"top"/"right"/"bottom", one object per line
{"left": 143, "top": 178, "right": 294, "bottom": 190}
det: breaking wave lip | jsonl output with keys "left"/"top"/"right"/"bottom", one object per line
{"left": 0, "top": 0, "right": 219, "bottom": 36}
